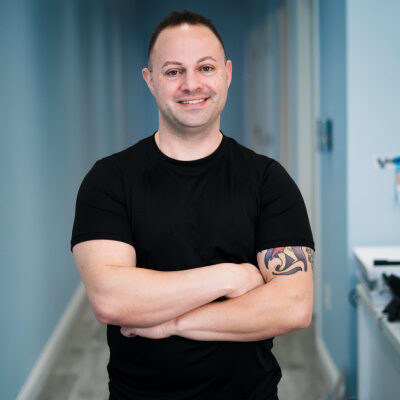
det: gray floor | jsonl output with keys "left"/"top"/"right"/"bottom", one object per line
{"left": 38, "top": 299, "right": 329, "bottom": 400}
{"left": 274, "top": 322, "right": 329, "bottom": 400}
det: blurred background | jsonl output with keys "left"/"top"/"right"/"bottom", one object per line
{"left": 1, "top": 0, "right": 399, "bottom": 399}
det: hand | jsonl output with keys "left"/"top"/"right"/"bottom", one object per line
{"left": 120, "top": 319, "right": 176, "bottom": 339}
{"left": 226, "top": 263, "right": 265, "bottom": 298}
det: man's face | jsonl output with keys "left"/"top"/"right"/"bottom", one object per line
{"left": 143, "top": 23, "right": 232, "bottom": 133}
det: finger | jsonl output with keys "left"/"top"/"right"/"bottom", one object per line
{"left": 120, "top": 327, "right": 137, "bottom": 337}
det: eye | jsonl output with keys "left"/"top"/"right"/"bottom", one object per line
{"left": 166, "top": 70, "right": 180, "bottom": 77}
{"left": 200, "top": 65, "right": 214, "bottom": 73}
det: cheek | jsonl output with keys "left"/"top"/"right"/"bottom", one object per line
{"left": 152, "top": 77, "right": 173, "bottom": 95}
{"left": 160, "top": 82, "right": 181, "bottom": 100}
{"left": 212, "top": 77, "right": 229, "bottom": 95}
{"left": 153, "top": 87, "right": 172, "bottom": 104}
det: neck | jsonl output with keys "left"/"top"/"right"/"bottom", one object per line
{"left": 155, "top": 120, "right": 223, "bottom": 161}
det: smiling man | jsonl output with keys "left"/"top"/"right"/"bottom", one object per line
{"left": 71, "top": 10, "right": 314, "bottom": 400}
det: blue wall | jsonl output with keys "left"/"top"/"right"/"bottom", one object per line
{"left": 0, "top": 1, "right": 249, "bottom": 398}
{"left": 318, "top": 0, "right": 400, "bottom": 396}
{"left": 318, "top": 0, "right": 350, "bottom": 391}
{"left": 0, "top": 1, "right": 142, "bottom": 398}
{"left": 346, "top": 0, "right": 400, "bottom": 392}
{"left": 346, "top": 0, "right": 400, "bottom": 245}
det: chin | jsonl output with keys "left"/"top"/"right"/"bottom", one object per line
{"left": 177, "top": 114, "right": 221, "bottom": 129}
{"left": 180, "top": 121, "right": 217, "bottom": 132}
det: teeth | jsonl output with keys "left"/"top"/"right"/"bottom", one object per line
{"left": 181, "top": 99, "right": 206, "bottom": 104}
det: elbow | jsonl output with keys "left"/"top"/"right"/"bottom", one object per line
{"left": 91, "top": 296, "right": 115, "bottom": 325}
{"left": 91, "top": 294, "right": 157, "bottom": 327}
{"left": 89, "top": 291, "right": 125, "bottom": 325}
{"left": 282, "top": 293, "right": 312, "bottom": 332}
{"left": 297, "top": 310, "right": 312, "bottom": 330}
{"left": 288, "top": 287, "right": 313, "bottom": 331}
{"left": 294, "top": 302, "right": 313, "bottom": 330}
{"left": 94, "top": 308, "right": 112, "bottom": 325}
{"left": 95, "top": 312, "right": 109, "bottom": 325}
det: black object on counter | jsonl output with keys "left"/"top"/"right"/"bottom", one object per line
{"left": 374, "top": 259, "right": 400, "bottom": 266}
{"left": 382, "top": 274, "right": 400, "bottom": 322}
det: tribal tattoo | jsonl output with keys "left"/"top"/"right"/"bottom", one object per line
{"left": 305, "top": 247, "right": 314, "bottom": 264}
{"left": 264, "top": 246, "right": 313, "bottom": 276}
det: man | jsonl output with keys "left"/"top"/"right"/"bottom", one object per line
{"left": 71, "top": 10, "right": 314, "bottom": 400}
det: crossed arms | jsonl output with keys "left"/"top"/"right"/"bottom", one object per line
{"left": 73, "top": 240, "right": 314, "bottom": 341}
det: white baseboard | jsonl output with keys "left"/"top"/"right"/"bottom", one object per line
{"left": 316, "top": 332, "right": 339, "bottom": 391}
{"left": 17, "top": 282, "right": 87, "bottom": 400}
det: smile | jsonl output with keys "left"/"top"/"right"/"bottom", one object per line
{"left": 178, "top": 98, "right": 208, "bottom": 105}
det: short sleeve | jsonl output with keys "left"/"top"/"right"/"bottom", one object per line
{"left": 255, "top": 160, "right": 314, "bottom": 253}
{"left": 70, "top": 157, "right": 134, "bottom": 251}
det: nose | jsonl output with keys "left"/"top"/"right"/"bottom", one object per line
{"left": 180, "top": 69, "right": 202, "bottom": 93}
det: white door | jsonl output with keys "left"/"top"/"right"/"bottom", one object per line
{"left": 247, "top": 0, "right": 320, "bottom": 318}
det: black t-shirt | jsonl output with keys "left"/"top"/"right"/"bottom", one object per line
{"left": 71, "top": 133, "right": 314, "bottom": 400}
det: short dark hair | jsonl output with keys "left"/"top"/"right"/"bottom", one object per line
{"left": 147, "top": 10, "right": 226, "bottom": 68}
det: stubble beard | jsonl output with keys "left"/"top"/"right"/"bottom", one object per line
{"left": 158, "top": 94, "right": 225, "bottom": 136}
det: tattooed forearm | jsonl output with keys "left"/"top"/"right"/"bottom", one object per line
{"left": 264, "top": 246, "right": 313, "bottom": 276}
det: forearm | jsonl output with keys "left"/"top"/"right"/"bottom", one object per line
{"left": 93, "top": 263, "right": 236, "bottom": 327}
{"left": 173, "top": 276, "right": 313, "bottom": 341}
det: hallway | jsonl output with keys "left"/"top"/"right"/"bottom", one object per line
{"left": 3, "top": 1, "right": 400, "bottom": 399}
{"left": 38, "top": 299, "right": 329, "bottom": 400}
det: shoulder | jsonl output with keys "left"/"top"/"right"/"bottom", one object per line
{"left": 223, "top": 136, "right": 285, "bottom": 182}
{"left": 87, "top": 135, "right": 153, "bottom": 179}
{"left": 223, "top": 137, "right": 303, "bottom": 204}
{"left": 113, "top": 135, "right": 153, "bottom": 166}
{"left": 224, "top": 136, "right": 271, "bottom": 165}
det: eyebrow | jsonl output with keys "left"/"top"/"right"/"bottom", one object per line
{"left": 161, "top": 56, "right": 217, "bottom": 69}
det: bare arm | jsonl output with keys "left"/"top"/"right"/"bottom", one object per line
{"left": 73, "top": 239, "right": 264, "bottom": 328}
{"left": 121, "top": 246, "right": 313, "bottom": 341}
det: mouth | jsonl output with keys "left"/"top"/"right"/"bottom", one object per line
{"left": 177, "top": 97, "right": 209, "bottom": 107}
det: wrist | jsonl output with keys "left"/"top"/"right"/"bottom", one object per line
{"left": 173, "top": 313, "right": 189, "bottom": 337}
{"left": 222, "top": 263, "right": 237, "bottom": 296}
{"left": 168, "top": 316, "right": 181, "bottom": 336}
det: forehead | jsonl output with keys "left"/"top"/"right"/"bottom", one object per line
{"left": 151, "top": 24, "right": 225, "bottom": 66}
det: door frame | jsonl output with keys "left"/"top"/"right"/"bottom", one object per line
{"left": 288, "top": 0, "right": 321, "bottom": 322}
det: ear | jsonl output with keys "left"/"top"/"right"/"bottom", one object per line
{"left": 142, "top": 67, "right": 155, "bottom": 95}
{"left": 225, "top": 60, "right": 233, "bottom": 88}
